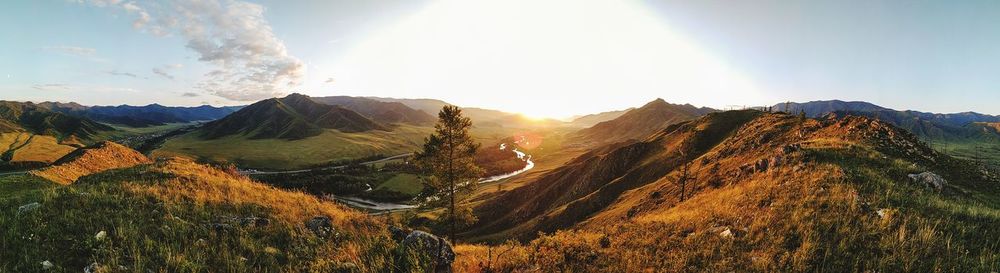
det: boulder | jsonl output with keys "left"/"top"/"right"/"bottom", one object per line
{"left": 306, "top": 216, "right": 335, "bottom": 237}
{"left": 402, "top": 230, "right": 455, "bottom": 272}
{"left": 908, "top": 172, "right": 947, "bottom": 191}
{"left": 18, "top": 202, "right": 41, "bottom": 215}
{"left": 389, "top": 225, "right": 409, "bottom": 242}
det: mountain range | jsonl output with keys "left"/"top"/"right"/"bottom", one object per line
{"left": 774, "top": 100, "right": 1000, "bottom": 142}
{"left": 38, "top": 102, "right": 241, "bottom": 127}
{"left": 197, "top": 93, "right": 388, "bottom": 140}
{"left": 0, "top": 101, "right": 113, "bottom": 142}
{"left": 572, "top": 98, "right": 717, "bottom": 144}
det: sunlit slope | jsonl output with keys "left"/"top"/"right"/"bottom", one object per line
{"left": 459, "top": 111, "right": 1000, "bottom": 272}
{"left": 0, "top": 133, "right": 77, "bottom": 166}
{"left": 1, "top": 157, "right": 437, "bottom": 272}
{"left": 31, "top": 141, "right": 151, "bottom": 184}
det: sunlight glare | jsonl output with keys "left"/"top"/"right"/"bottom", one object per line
{"left": 328, "top": 0, "right": 763, "bottom": 119}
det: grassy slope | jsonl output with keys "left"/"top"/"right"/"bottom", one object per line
{"left": 376, "top": 173, "right": 425, "bottom": 196}
{"left": 0, "top": 133, "right": 77, "bottom": 164}
{"left": 1, "top": 158, "right": 439, "bottom": 272}
{"left": 455, "top": 113, "right": 1000, "bottom": 272}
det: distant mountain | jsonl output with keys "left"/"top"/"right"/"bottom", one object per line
{"left": 311, "top": 96, "right": 435, "bottom": 125}
{"left": 39, "top": 102, "right": 241, "bottom": 127}
{"left": 569, "top": 108, "right": 633, "bottom": 128}
{"left": 772, "top": 100, "right": 890, "bottom": 117}
{"left": 197, "top": 93, "right": 386, "bottom": 140}
{"left": 774, "top": 100, "right": 1000, "bottom": 141}
{"left": 366, "top": 97, "right": 566, "bottom": 128}
{"left": 573, "top": 98, "right": 716, "bottom": 144}
{"left": 0, "top": 101, "right": 113, "bottom": 141}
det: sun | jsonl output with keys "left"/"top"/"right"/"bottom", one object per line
{"left": 328, "top": 0, "right": 763, "bottom": 117}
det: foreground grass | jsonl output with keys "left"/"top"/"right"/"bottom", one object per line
{"left": 0, "top": 158, "right": 438, "bottom": 272}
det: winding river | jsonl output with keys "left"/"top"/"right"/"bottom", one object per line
{"left": 329, "top": 140, "right": 536, "bottom": 212}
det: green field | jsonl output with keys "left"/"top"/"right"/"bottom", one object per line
{"left": 154, "top": 125, "right": 435, "bottom": 170}
{"left": 928, "top": 139, "right": 1000, "bottom": 166}
{"left": 152, "top": 124, "right": 542, "bottom": 171}
{"left": 376, "top": 173, "right": 425, "bottom": 196}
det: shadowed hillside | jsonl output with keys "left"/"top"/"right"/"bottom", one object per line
{"left": 572, "top": 98, "right": 715, "bottom": 144}
{"left": 31, "top": 141, "right": 151, "bottom": 184}
{"left": 312, "top": 96, "right": 436, "bottom": 125}
{"left": 456, "top": 111, "right": 1000, "bottom": 272}
{"left": 568, "top": 108, "right": 632, "bottom": 128}
{"left": 198, "top": 93, "right": 387, "bottom": 140}
{"left": 39, "top": 102, "right": 241, "bottom": 127}
{"left": 0, "top": 101, "right": 113, "bottom": 142}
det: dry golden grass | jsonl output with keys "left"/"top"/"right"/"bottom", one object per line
{"left": 31, "top": 141, "right": 151, "bottom": 184}
{"left": 454, "top": 113, "right": 1000, "bottom": 272}
{"left": 126, "top": 157, "right": 365, "bottom": 227}
{"left": 0, "top": 132, "right": 77, "bottom": 163}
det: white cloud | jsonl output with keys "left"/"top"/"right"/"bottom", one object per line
{"left": 107, "top": 70, "right": 138, "bottom": 78}
{"left": 42, "top": 46, "right": 96, "bottom": 56}
{"left": 79, "top": 0, "right": 305, "bottom": 101}
{"left": 32, "top": 84, "right": 72, "bottom": 91}
{"left": 152, "top": 67, "right": 174, "bottom": 80}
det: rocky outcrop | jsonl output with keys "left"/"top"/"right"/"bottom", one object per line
{"left": 306, "top": 216, "right": 335, "bottom": 238}
{"left": 390, "top": 227, "right": 455, "bottom": 272}
{"left": 908, "top": 172, "right": 948, "bottom": 191}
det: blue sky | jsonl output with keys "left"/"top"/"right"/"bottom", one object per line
{"left": 2, "top": 0, "right": 999, "bottom": 118}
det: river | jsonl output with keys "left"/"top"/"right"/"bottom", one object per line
{"left": 329, "top": 140, "right": 536, "bottom": 212}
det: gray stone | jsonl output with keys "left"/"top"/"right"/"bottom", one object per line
{"left": 403, "top": 230, "right": 455, "bottom": 272}
{"left": 18, "top": 202, "right": 41, "bottom": 215}
{"left": 306, "top": 216, "right": 335, "bottom": 237}
{"left": 908, "top": 172, "right": 947, "bottom": 191}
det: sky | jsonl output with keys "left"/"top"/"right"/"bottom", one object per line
{"left": 2, "top": 0, "right": 1000, "bottom": 119}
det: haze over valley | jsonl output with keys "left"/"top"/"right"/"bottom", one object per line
{"left": 2, "top": 1, "right": 999, "bottom": 272}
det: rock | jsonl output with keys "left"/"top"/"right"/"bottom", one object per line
{"left": 389, "top": 226, "right": 409, "bottom": 242}
{"left": 306, "top": 216, "right": 335, "bottom": 237}
{"left": 719, "top": 228, "right": 733, "bottom": 238}
{"left": 84, "top": 262, "right": 101, "bottom": 273}
{"left": 402, "top": 230, "right": 455, "bottom": 272}
{"left": 95, "top": 231, "right": 107, "bottom": 241}
{"left": 40, "top": 260, "right": 53, "bottom": 270}
{"left": 876, "top": 209, "right": 891, "bottom": 219}
{"left": 18, "top": 202, "right": 41, "bottom": 215}
{"left": 908, "top": 172, "right": 947, "bottom": 191}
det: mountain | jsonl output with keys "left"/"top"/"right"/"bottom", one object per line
{"left": 0, "top": 101, "right": 113, "bottom": 142}
{"left": 568, "top": 108, "right": 633, "bottom": 128}
{"left": 311, "top": 96, "right": 435, "bottom": 125}
{"left": 365, "top": 97, "right": 451, "bottom": 116}
{"left": 772, "top": 100, "right": 890, "bottom": 117}
{"left": 30, "top": 141, "right": 151, "bottom": 184}
{"left": 366, "top": 97, "right": 566, "bottom": 128}
{"left": 572, "top": 98, "right": 716, "bottom": 144}
{"left": 458, "top": 110, "right": 999, "bottom": 271}
{"left": 197, "top": 93, "right": 387, "bottom": 140}
{"left": 39, "top": 102, "right": 242, "bottom": 127}
{"left": 773, "top": 100, "right": 1000, "bottom": 142}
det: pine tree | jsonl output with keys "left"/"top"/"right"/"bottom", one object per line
{"left": 415, "top": 105, "right": 483, "bottom": 243}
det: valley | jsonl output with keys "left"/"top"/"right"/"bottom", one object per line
{"left": 1, "top": 95, "right": 998, "bottom": 272}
